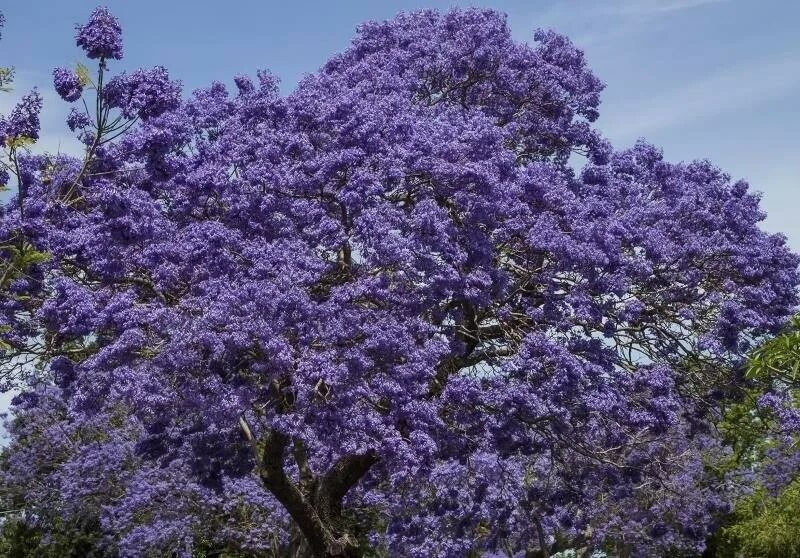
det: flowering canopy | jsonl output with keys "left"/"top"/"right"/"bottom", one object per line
{"left": 1, "top": 6, "right": 798, "bottom": 558}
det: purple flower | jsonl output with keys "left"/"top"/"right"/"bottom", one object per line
{"left": 233, "top": 74, "right": 254, "bottom": 95}
{"left": 75, "top": 6, "right": 123, "bottom": 60}
{"left": 66, "top": 107, "right": 93, "bottom": 131}
{"left": 0, "top": 89, "right": 43, "bottom": 142}
{"left": 53, "top": 67, "right": 84, "bottom": 102}
{"left": 2, "top": 7, "right": 799, "bottom": 558}
{"left": 104, "top": 66, "right": 181, "bottom": 121}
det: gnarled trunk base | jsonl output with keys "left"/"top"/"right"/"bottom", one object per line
{"left": 241, "top": 421, "right": 376, "bottom": 558}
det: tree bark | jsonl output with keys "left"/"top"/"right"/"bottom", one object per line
{"left": 245, "top": 423, "right": 376, "bottom": 558}
{"left": 534, "top": 516, "right": 549, "bottom": 558}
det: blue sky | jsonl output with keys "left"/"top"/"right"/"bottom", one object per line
{"left": 0, "top": 0, "right": 798, "bottom": 431}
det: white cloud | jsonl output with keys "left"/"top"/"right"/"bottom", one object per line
{"left": 612, "top": 0, "right": 729, "bottom": 15}
{"left": 600, "top": 53, "right": 800, "bottom": 142}
{"left": 529, "top": 0, "right": 732, "bottom": 48}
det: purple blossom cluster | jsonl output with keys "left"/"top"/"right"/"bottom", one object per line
{"left": 104, "top": 66, "right": 182, "bottom": 121}
{"left": 75, "top": 6, "right": 123, "bottom": 61}
{"left": 52, "top": 67, "right": 83, "bottom": 102}
{"left": 1, "top": 6, "right": 798, "bottom": 558}
{"left": 0, "top": 89, "right": 42, "bottom": 142}
{"left": 66, "top": 107, "right": 92, "bottom": 132}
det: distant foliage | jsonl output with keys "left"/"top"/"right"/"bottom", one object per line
{"left": 717, "top": 482, "right": 800, "bottom": 558}
{"left": 707, "top": 318, "right": 800, "bottom": 558}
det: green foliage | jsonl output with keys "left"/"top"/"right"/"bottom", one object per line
{"left": 716, "top": 318, "right": 800, "bottom": 464}
{"left": 75, "top": 62, "right": 93, "bottom": 88}
{"left": 0, "top": 241, "right": 50, "bottom": 290}
{"left": 0, "top": 515, "right": 105, "bottom": 558}
{"left": 715, "top": 386, "right": 775, "bottom": 473}
{"left": 748, "top": 316, "right": 800, "bottom": 384}
{"left": 3, "top": 136, "right": 36, "bottom": 151}
{"left": 708, "top": 317, "right": 800, "bottom": 557}
{"left": 714, "top": 481, "right": 800, "bottom": 558}
{"left": 0, "top": 518, "right": 41, "bottom": 558}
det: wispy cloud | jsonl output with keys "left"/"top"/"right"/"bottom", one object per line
{"left": 530, "top": 0, "right": 732, "bottom": 48}
{"left": 599, "top": 53, "right": 800, "bottom": 141}
{"left": 538, "top": 0, "right": 730, "bottom": 21}
{"left": 599, "top": 0, "right": 732, "bottom": 44}
{"left": 612, "top": 0, "right": 730, "bottom": 15}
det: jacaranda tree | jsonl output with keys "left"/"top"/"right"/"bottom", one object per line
{"left": 1, "top": 7, "right": 798, "bottom": 558}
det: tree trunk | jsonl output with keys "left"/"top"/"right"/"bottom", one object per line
{"left": 246, "top": 424, "right": 377, "bottom": 558}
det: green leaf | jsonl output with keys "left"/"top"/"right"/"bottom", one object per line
{"left": 75, "top": 63, "right": 93, "bottom": 87}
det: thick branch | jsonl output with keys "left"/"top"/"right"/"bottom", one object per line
{"left": 429, "top": 299, "right": 480, "bottom": 397}
{"left": 294, "top": 438, "right": 317, "bottom": 495}
{"left": 258, "top": 428, "right": 331, "bottom": 557}
{"left": 242, "top": 420, "right": 377, "bottom": 558}
{"left": 534, "top": 515, "right": 550, "bottom": 558}
{"left": 320, "top": 451, "right": 378, "bottom": 506}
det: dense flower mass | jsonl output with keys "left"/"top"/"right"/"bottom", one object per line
{"left": 0, "top": 89, "right": 42, "bottom": 142}
{"left": 233, "top": 74, "right": 255, "bottom": 95}
{"left": 75, "top": 6, "right": 123, "bottom": 60}
{"left": 103, "top": 66, "right": 181, "bottom": 120}
{"left": 0, "top": 6, "right": 798, "bottom": 558}
{"left": 52, "top": 66, "right": 84, "bottom": 102}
